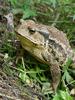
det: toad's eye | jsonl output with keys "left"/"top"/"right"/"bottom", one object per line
{"left": 28, "top": 27, "right": 36, "bottom": 34}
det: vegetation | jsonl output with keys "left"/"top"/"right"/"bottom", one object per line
{"left": 0, "top": 0, "right": 75, "bottom": 100}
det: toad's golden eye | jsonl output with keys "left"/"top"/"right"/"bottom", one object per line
{"left": 28, "top": 27, "right": 36, "bottom": 34}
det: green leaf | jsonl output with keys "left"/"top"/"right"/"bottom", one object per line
{"left": 65, "top": 71, "right": 73, "bottom": 83}
{"left": 53, "top": 90, "right": 73, "bottom": 100}
{"left": 22, "top": 9, "right": 37, "bottom": 19}
{"left": 50, "top": 0, "right": 57, "bottom": 8}
{"left": 19, "top": 72, "right": 29, "bottom": 82}
{"left": 63, "top": 58, "right": 73, "bottom": 71}
{"left": 40, "top": 76, "right": 47, "bottom": 81}
{"left": 42, "top": 82, "right": 52, "bottom": 95}
{"left": 62, "top": 70, "right": 73, "bottom": 84}
{"left": 53, "top": 93, "right": 61, "bottom": 100}
{"left": 60, "top": 90, "right": 73, "bottom": 100}
{"left": 28, "top": 69, "right": 37, "bottom": 78}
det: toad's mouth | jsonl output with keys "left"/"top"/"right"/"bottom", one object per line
{"left": 16, "top": 32, "right": 44, "bottom": 48}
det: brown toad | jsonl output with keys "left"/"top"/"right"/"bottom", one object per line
{"left": 15, "top": 20, "right": 75, "bottom": 92}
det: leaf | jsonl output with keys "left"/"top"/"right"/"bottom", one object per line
{"left": 53, "top": 90, "right": 73, "bottom": 100}
{"left": 65, "top": 71, "right": 73, "bottom": 83}
{"left": 60, "top": 90, "right": 73, "bottom": 100}
{"left": 22, "top": 9, "right": 37, "bottom": 19}
{"left": 28, "top": 69, "right": 37, "bottom": 78}
{"left": 19, "top": 72, "right": 29, "bottom": 82}
{"left": 62, "top": 70, "right": 73, "bottom": 84}
{"left": 53, "top": 93, "right": 61, "bottom": 100}
{"left": 42, "top": 82, "right": 52, "bottom": 94}
{"left": 63, "top": 58, "right": 73, "bottom": 71}
{"left": 40, "top": 76, "right": 47, "bottom": 81}
{"left": 50, "top": 0, "right": 57, "bottom": 8}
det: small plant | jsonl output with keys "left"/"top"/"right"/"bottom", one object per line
{"left": 62, "top": 58, "right": 75, "bottom": 86}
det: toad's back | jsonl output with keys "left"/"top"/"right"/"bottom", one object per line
{"left": 35, "top": 23, "right": 71, "bottom": 49}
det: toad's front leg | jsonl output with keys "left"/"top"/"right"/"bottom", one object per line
{"left": 42, "top": 51, "right": 61, "bottom": 92}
